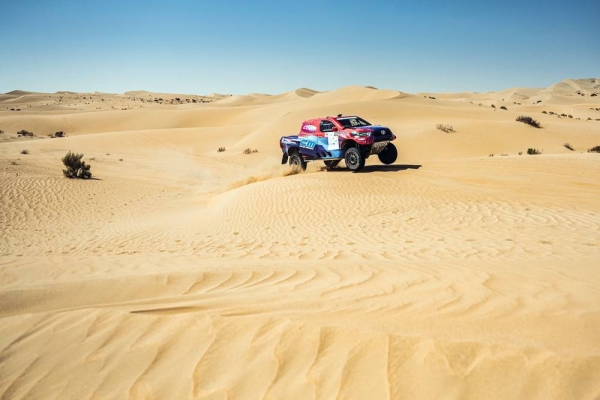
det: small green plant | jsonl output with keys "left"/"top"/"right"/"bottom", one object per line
{"left": 564, "top": 143, "right": 575, "bottom": 151}
{"left": 62, "top": 151, "right": 92, "bottom": 179}
{"left": 20, "top": 149, "right": 29, "bottom": 154}
{"left": 517, "top": 116, "right": 541, "bottom": 128}
{"left": 527, "top": 148, "right": 542, "bottom": 155}
{"left": 218, "top": 147, "right": 226, "bottom": 152}
{"left": 588, "top": 145, "right": 600, "bottom": 153}
{"left": 436, "top": 124, "right": 455, "bottom": 133}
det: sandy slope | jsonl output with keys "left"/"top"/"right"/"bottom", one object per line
{"left": 1, "top": 79, "right": 600, "bottom": 399}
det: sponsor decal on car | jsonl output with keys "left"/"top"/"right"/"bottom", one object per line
{"left": 301, "top": 124, "right": 317, "bottom": 133}
{"left": 300, "top": 138, "right": 317, "bottom": 149}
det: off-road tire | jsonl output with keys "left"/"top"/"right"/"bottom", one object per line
{"left": 344, "top": 147, "right": 365, "bottom": 172}
{"left": 324, "top": 160, "right": 340, "bottom": 170}
{"left": 289, "top": 153, "right": 306, "bottom": 174}
{"left": 378, "top": 142, "right": 397, "bottom": 165}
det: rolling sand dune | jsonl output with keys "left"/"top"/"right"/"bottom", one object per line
{"left": 1, "top": 79, "right": 600, "bottom": 399}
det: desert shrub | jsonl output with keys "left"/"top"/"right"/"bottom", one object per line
{"left": 542, "top": 111, "right": 548, "bottom": 114}
{"left": 516, "top": 116, "right": 541, "bottom": 128}
{"left": 0, "top": 130, "right": 4, "bottom": 134}
{"left": 62, "top": 151, "right": 92, "bottom": 179}
{"left": 518, "top": 151, "right": 523, "bottom": 155}
{"left": 20, "top": 149, "right": 29, "bottom": 154}
{"left": 54, "top": 131, "right": 65, "bottom": 138}
{"left": 527, "top": 148, "right": 542, "bottom": 155}
{"left": 500, "top": 106, "right": 507, "bottom": 110}
{"left": 17, "top": 129, "right": 34, "bottom": 137}
{"left": 491, "top": 104, "right": 496, "bottom": 108}
{"left": 564, "top": 143, "right": 575, "bottom": 151}
{"left": 218, "top": 147, "right": 226, "bottom": 152}
{"left": 488, "top": 154, "right": 494, "bottom": 157}
{"left": 501, "top": 153, "right": 508, "bottom": 156}
{"left": 436, "top": 124, "right": 455, "bottom": 133}
{"left": 119, "top": 158, "right": 123, "bottom": 162}
{"left": 11, "top": 161, "right": 18, "bottom": 165}
{"left": 243, "top": 148, "right": 259, "bottom": 154}
{"left": 588, "top": 146, "right": 600, "bottom": 153}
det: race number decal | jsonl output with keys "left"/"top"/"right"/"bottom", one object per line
{"left": 325, "top": 131, "right": 339, "bottom": 150}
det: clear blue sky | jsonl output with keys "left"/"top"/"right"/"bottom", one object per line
{"left": 1, "top": 0, "right": 598, "bottom": 95}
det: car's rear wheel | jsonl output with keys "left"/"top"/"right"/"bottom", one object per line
{"left": 344, "top": 147, "right": 365, "bottom": 172}
{"left": 378, "top": 142, "right": 397, "bottom": 165}
{"left": 289, "top": 153, "right": 306, "bottom": 174}
{"left": 324, "top": 160, "right": 340, "bottom": 170}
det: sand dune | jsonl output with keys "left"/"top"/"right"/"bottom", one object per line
{"left": 1, "top": 79, "right": 600, "bottom": 399}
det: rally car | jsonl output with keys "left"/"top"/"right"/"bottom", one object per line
{"left": 280, "top": 115, "right": 397, "bottom": 172}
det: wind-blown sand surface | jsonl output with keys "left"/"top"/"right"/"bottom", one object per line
{"left": 1, "top": 79, "right": 599, "bottom": 399}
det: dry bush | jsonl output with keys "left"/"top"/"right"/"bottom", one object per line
{"left": 564, "top": 143, "right": 575, "bottom": 151}
{"left": 218, "top": 147, "right": 226, "bottom": 152}
{"left": 436, "top": 124, "right": 455, "bottom": 133}
{"left": 62, "top": 151, "right": 92, "bottom": 179}
{"left": 17, "top": 129, "right": 34, "bottom": 137}
{"left": 500, "top": 106, "right": 507, "bottom": 110}
{"left": 243, "top": 148, "right": 259, "bottom": 154}
{"left": 588, "top": 146, "right": 600, "bottom": 153}
{"left": 527, "top": 148, "right": 542, "bottom": 155}
{"left": 20, "top": 149, "right": 29, "bottom": 154}
{"left": 517, "top": 116, "right": 541, "bottom": 128}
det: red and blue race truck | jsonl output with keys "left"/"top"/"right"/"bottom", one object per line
{"left": 280, "top": 115, "right": 397, "bottom": 172}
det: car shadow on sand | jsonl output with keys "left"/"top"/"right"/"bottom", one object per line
{"left": 323, "top": 164, "right": 422, "bottom": 173}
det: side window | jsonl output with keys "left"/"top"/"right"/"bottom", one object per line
{"left": 320, "top": 120, "right": 334, "bottom": 133}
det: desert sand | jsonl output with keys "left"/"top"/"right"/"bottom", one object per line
{"left": 1, "top": 79, "right": 599, "bottom": 399}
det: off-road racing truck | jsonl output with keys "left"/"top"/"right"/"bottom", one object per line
{"left": 280, "top": 115, "right": 397, "bottom": 173}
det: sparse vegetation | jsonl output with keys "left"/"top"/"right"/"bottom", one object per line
{"left": 588, "top": 146, "right": 600, "bottom": 153}
{"left": 518, "top": 151, "right": 523, "bottom": 155}
{"left": 542, "top": 111, "right": 548, "bottom": 114}
{"left": 11, "top": 161, "right": 18, "bottom": 165}
{"left": 564, "top": 143, "right": 575, "bottom": 151}
{"left": 243, "top": 148, "right": 259, "bottom": 154}
{"left": 62, "top": 151, "right": 92, "bottom": 179}
{"left": 0, "top": 130, "right": 4, "bottom": 134}
{"left": 218, "top": 147, "right": 226, "bottom": 152}
{"left": 527, "top": 148, "right": 542, "bottom": 155}
{"left": 516, "top": 115, "right": 541, "bottom": 128}
{"left": 20, "top": 149, "right": 29, "bottom": 154}
{"left": 488, "top": 154, "right": 494, "bottom": 157}
{"left": 491, "top": 104, "right": 496, "bottom": 109}
{"left": 119, "top": 158, "right": 123, "bottom": 162}
{"left": 501, "top": 153, "right": 508, "bottom": 156}
{"left": 436, "top": 124, "right": 455, "bottom": 133}
{"left": 500, "top": 106, "right": 507, "bottom": 110}
{"left": 17, "top": 129, "right": 34, "bottom": 137}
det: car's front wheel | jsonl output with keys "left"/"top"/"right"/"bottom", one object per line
{"left": 289, "top": 153, "right": 306, "bottom": 174}
{"left": 344, "top": 147, "right": 365, "bottom": 172}
{"left": 378, "top": 142, "right": 397, "bottom": 165}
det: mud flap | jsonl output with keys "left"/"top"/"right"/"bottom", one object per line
{"left": 281, "top": 153, "right": 289, "bottom": 164}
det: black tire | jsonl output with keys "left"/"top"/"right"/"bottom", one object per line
{"left": 289, "top": 153, "right": 306, "bottom": 174}
{"left": 344, "top": 147, "right": 365, "bottom": 172}
{"left": 324, "top": 160, "right": 340, "bottom": 170}
{"left": 378, "top": 142, "right": 397, "bottom": 165}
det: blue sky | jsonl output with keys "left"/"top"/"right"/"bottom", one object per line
{"left": 1, "top": 0, "right": 598, "bottom": 94}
